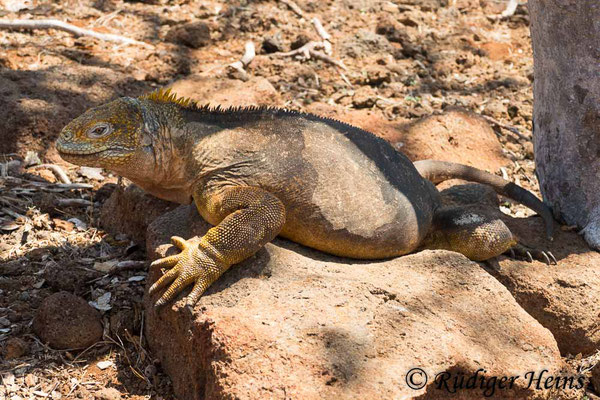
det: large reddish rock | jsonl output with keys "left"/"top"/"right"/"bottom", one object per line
{"left": 307, "top": 101, "right": 600, "bottom": 358}
{"left": 490, "top": 214, "right": 600, "bottom": 357}
{"left": 144, "top": 205, "right": 577, "bottom": 400}
{"left": 436, "top": 183, "right": 600, "bottom": 357}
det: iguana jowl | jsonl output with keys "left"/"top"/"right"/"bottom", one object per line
{"left": 56, "top": 89, "right": 555, "bottom": 306}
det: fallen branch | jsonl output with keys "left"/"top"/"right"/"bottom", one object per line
{"left": 1, "top": 207, "right": 25, "bottom": 220}
{"left": 500, "top": 0, "right": 520, "bottom": 17}
{"left": 311, "top": 17, "right": 332, "bottom": 54}
{"left": 272, "top": 41, "right": 347, "bottom": 70}
{"left": 29, "top": 164, "right": 71, "bottom": 184}
{"left": 272, "top": 7, "right": 349, "bottom": 86}
{"left": 310, "top": 49, "right": 346, "bottom": 70}
{"left": 311, "top": 17, "right": 330, "bottom": 41}
{"left": 55, "top": 198, "right": 93, "bottom": 207}
{"left": 57, "top": 183, "right": 94, "bottom": 190}
{"left": 109, "top": 260, "right": 147, "bottom": 275}
{"left": 228, "top": 41, "right": 256, "bottom": 80}
{"left": 0, "top": 19, "right": 153, "bottom": 48}
{"left": 279, "top": 0, "right": 305, "bottom": 18}
{"left": 488, "top": 0, "right": 521, "bottom": 20}
{"left": 481, "top": 114, "right": 529, "bottom": 141}
{"left": 339, "top": 72, "right": 352, "bottom": 88}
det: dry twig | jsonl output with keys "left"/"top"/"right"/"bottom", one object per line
{"left": 311, "top": 17, "right": 332, "bottom": 54}
{"left": 311, "top": 17, "right": 330, "bottom": 41}
{"left": 228, "top": 41, "right": 256, "bottom": 80}
{"left": 273, "top": 41, "right": 347, "bottom": 70}
{"left": 279, "top": 0, "right": 306, "bottom": 18}
{"left": 488, "top": 0, "right": 521, "bottom": 20}
{"left": 29, "top": 164, "right": 71, "bottom": 184}
{"left": 271, "top": 10, "right": 348, "bottom": 83}
{"left": 55, "top": 198, "right": 93, "bottom": 207}
{"left": 500, "top": 0, "right": 520, "bottom": 17}
{"left": 0, "top": 19, "right": 153, "bottom": 48}
{"left": 481, "top": 114, "right": 529, "bottom": 141}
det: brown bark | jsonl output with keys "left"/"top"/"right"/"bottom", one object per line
{"left": 529, "top": 0, "right": 600, "bottom": 248}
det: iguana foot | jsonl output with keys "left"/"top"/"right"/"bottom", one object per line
{"left": 420, "top": 206, "right": 518, "bottom": 261}
{"left": 505, "top": 244, "right": 557, "bottom": 265}
{"left": 149, "top": 236, "right": 224, "bottom": 307}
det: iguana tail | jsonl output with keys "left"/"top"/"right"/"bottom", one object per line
{"left": 413, "top": 159, "right": 554, "bottom": 240}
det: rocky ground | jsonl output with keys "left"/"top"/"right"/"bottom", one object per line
{"left": 1, "top": 0, "right": 599, "bottom": 399}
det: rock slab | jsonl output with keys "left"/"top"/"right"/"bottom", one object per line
{"left": 492, "top": 215, "right": 600, "bottom": 357}
{"left": 144, "top": 205, "right": 574, "bottom": 400}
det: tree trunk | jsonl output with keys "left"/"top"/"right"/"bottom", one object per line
{"left": 529, "top": 0, "right": 600, "bottom": 248}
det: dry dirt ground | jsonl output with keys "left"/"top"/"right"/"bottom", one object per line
{"left": 0, "top": 0, "right": 598, "bottom": 399}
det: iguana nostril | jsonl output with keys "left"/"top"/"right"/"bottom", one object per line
{"left": 61, "top": 131, "right": 73, "bottom": 141}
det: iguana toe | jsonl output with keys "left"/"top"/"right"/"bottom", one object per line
{"left": 149, "top": 236, "right": 219, "bottom": 307}
{"left": 505, "top": 244, "right": 557, "bottom": 265}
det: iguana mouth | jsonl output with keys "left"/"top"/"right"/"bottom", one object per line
{"left": 57, "top": 145, "right": 134, "bottom": 156}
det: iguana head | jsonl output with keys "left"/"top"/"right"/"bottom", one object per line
{"left": 56, "top": 97, "right": 144, "bottom": 170}
{"left": 57, "top": 89, "right": 197, "bottom": 173}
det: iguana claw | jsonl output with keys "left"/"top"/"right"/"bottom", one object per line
{"left": 149, "top": 236, "right": 221, "bottom": 307}
{"left": 505, "top": 244, "right": 557, "bottom": 265}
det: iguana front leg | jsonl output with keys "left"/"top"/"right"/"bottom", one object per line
{"left": 149, "top": 186, "right": 286, "bottom": 306}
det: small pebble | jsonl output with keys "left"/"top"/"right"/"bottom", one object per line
{"left": 24, "top": 374, "right": 37, "bottom": 387}
{"left": 94, "top": 387, "right": 122, "bottom": 400}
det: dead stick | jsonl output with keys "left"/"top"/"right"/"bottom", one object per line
{"left": 273, "top": 41, "right": 321, "bottom": 57}
{"left": 481, "top": 115, "right": 529, "bottom": 141}
{"left": 55, "top": 198, "right": 93, "bottom": 207}
{"left": 311, "top": 18, "right": 330, "bottom": 41}
{"left": 56, "top": 183, "right": 93, "bottom": 190}
{"left": 0, "top": 19, "right": 153, "bottom": 48}
{"left": 2, "top": 207, "right": 25, "bottom": 219}
{"left": 488, "top": 0, "right": 520, "bottom": 20}
{"left": 108, "top": 260, "right": 147, "bottom": 276}
{"left": 500, "top": 0, "right": 519, "bottom": 17}
{"left": 279, "top": 0, "right": 305, "bottom": 18}
{"left": 240, "top": 41, "right": 256, "bottom": 67}
{"left": 311, "top": 50, "right": 347, "bottom": 70}
{"left": 29, "top": 164, "right": 71, "bottom": 184}
{"left": 228, "top": 41, "right": 256, "bottom": 78}
{"left": 311, "top": 18, "right": 332, "bottom": 55}
{"left": 273, "top": 42, "right": 347, "bottom": 70}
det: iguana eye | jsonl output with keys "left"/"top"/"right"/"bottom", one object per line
{"left": 87, "top": 123, "right": 112, "bottom": 138}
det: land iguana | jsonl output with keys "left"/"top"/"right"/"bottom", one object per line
{"left": 56, "top": 89, "right": 555, "bottom": 307}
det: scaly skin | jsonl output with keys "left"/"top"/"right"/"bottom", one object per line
{"left": 56, "top": 89, "right": 555, "bottom": 307}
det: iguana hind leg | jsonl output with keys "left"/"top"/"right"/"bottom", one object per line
{"left": 149, "top": 186, "right": 286, "bottom": 306}
{"left": 419, "top": 206, "right": 518, "bottom": 261}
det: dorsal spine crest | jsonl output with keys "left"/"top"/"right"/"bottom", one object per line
{"left": 139, "top": 88, "right": 197, "bottom": 108}
{"left": 137, "top": 88, "right": 376, "bottom": 137}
